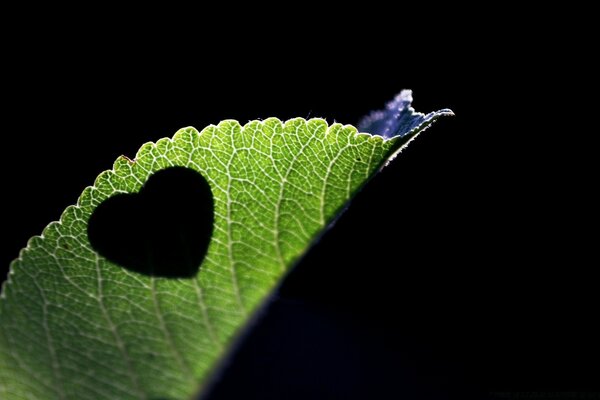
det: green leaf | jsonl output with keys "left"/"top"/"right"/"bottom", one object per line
{"left": 0, "top": 91, "right": 451, "bottom": 399}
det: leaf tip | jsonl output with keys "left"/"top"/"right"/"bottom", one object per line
{"left": 358, "top": 89, "right": 453, "bottom": 139}
{"left": 437, "top": 108, "right": 455, "bottom": 117}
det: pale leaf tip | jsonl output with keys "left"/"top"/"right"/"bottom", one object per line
{"left": 358, "top": 89, "right": 453, "bottom": 139}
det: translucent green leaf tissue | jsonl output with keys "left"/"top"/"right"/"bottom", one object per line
{"left": 0, "top": 90, "right": 452, "bottom": 399}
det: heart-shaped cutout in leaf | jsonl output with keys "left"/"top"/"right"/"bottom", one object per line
{"left": 88, "top": 167, "right": 214, "bottom": 278}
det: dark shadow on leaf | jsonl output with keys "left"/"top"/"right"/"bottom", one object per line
{"left": 88, "top": 167, "right": 213, "bottom": 278}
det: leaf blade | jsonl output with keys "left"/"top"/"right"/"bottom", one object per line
{"left": 1, "top": 98, "right": 450, "bottom": 399}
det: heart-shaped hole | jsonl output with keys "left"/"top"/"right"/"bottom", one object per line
{"left": 88, "top": 167, "right": 214, "bottom": 278}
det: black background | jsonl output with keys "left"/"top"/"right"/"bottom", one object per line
{"left": 1, "top": 15, "right": 596, "bottom": 400}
